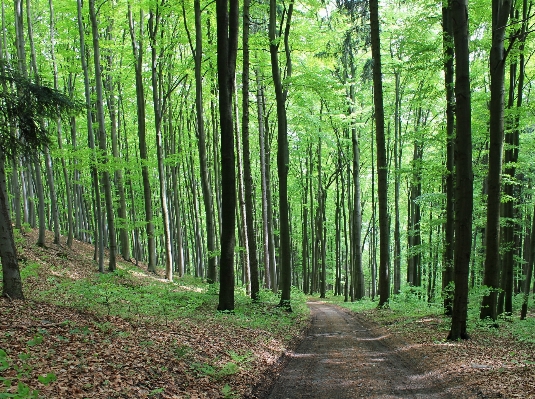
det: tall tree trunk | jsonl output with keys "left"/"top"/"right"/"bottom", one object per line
{"left": 49, "top": 0, "right": 74, "bottom": 248}
{"left": 128, "top": 6, "right": 156, "bottom": 273}
{"left": 408, "top": 134, "right": 423, "bottom": 287}
{"left": 149, "top": 8, "right": 174, "bottom": 281}
{"left": 242, "top": 0, "right": 260, "bottom": 301}
{"left": 350, "top": 83, "right": 364, "bottom": 299}
{"left": 90, "top": 0, "right": 117, "bottom": 272}
{"left": 369, "top": 0, "right": 390, "bottom": 307}
{"left": 187, "top": 0, "right": 218, "bottom": 283}
{"left": 216, "top": 0, "right": 238, "bottom": 312}
{"left": 77, "top": 0, "right": 104, "bottom": 272}
{"left": 22, "top": 0, "right": 51, "bottom": 248}
{"left": 105, "top": 27, "right": 130, "bottom": 261}
{"left": 234, "top": 90, "right": 250, "bottom": 294}
{"left": 448, "top": 0, "right": 473, "bottom": 340}
{"left": 480, "top": 0, "right": 512, "bottom": 321}
{"left": 393, "top": 71, "right": 402, "bottom": 295}
{"left": 442, "top": 0, "right": 455, "bottom": 316}
{"left": 256, "top": 70, "right": 271, "bottom": 289}
{"left": 270, "top": 0, "right": 294, "bottom": 310}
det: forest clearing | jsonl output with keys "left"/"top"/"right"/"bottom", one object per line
{"left": 1, "top": 230, "right": 535, "bottom": 398}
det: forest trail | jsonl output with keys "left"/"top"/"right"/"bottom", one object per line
{"left": 264, "top": 300, "right": 458, "bottom": 399}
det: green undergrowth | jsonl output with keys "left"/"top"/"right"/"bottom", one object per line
{"left": 325, "top": 285, "right": 535, "bottom": 343}
{"left": 24, "top": 261, "right": 308, "bottom": 336}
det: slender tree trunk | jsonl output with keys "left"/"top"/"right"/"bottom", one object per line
{"left": 393, "top": 71, "right": 402, "bottom": 295}
{"left": 187, "top": 0, "right": 218, "bottom": 283}
{"left": 408, "top": 135, "right": 423, "bottom": 286}
{"left": 480, "top": 0, "right": 512, "bottom": 321}
{"left": 90, "top": 0, "right": 117, "bottom": 272}
{"left": 149, "top": 8, "right": 174, "bottom": 281}
{"left": 105, "top": 28, "right": 130, "bottom": 261}
{"left": 234, "top": 90, "right": 250, "bottom": 294}
{"left": 442, "top": 0, "right": 455, "bottom": 316}
{"left": 216, "top": 0, "right": 238, "bottom": 312}
{"left": 350, "top": 83, "right": 364, "bottom": 299}
{"left": 29, "top": 0, "right": 61, "bottom": 247}
{"left": 256, "top": 70, "right": 272, "bottom": 289}
{"left": 270, "top": 0, "right": 294, "bottom": 310}
{"left": 448, "top": 0, "right": 473, "bottom": 340}
{"left": 77, "top": 0, "right": 104, "bottom": 271}
{"left": 49, "top": 0, "right": 73, "bottom": 247}
{"left": 128, "top": 6, "right": 156, "bottom": 273}
{"left": 369, "top": 0, "right": 390, "bottom": 306}
{"left": 242, "top": 0, "right": 260, "bottom": 301}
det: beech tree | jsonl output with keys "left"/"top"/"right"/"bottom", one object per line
{"left": 270, "top": 0, "right": 294, "bottom": 310}
{"left": 369, "top": 0, "right": 390, "bottom": 307}
{"left": 216, "top": 0, "right": 238, "bottom": 312}
{"left": 448, "top": 0, "right": 473, "bottom": 341}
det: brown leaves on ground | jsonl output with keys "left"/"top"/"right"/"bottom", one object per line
{"left": 0, "top": 230, "right": 308, "bottom": 398}
{"left": 352, "top": 306, "right": 535, "bottom": 398}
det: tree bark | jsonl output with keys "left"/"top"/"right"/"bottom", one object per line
{"left": 0, "top": 153, "right": 23, "bottom": 299}
{"left": 242, "top": 0, "right": 260, "bottom": 301}
{"left": 369, "top": 0, "right": 390, "bottom": 307}
{"left": 442, "top": 0, "right": 455, "bottom": 316}
{"left": 270, "top": 0, "right": 294, "bottom": 311}
{"left": 128, "top": 6, "right": 156, "bottom": 273}
{"left": 89, "top": 0, "right": 117, "bottom": 272}
{"left": 188, "top": 0, "right": 217, "bottom": 283}
{"left": 480, "top": 0, "right": 512, "bottom": 321}
{"left": 256, "top": 70, "right": 272, "bottom": 289}
{"left": 216, "top": 0, "right": 238, "bottom": 312}
{"left": 448, "top": 0, "right": 473, "bottom": 340}
{"left": 77, "top": 0, "right": 104, "bottom": 272}
{"left": 149, "top": 7, "right": 174, "bottom": 281}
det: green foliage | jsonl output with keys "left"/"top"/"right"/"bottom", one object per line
{"left": 39, "top": 267, "right": 210, "bottom": 321}
{"left": 189, "top": 361, "right": 238, "bottom": 380}
{"left": 221, "top": 384, "right": 238, "bottom": 399}
{"left": 0, "top": 61, "right": 81, "bottom": 158}
{"left": 148, "top": 387, "right": 164, "bottom": 396}
{"left": 0, "top": 335, "right": 56, "bottom": 399}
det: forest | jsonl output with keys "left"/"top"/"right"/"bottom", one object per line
{"left": 1, "top": 0, "right": 535, "bottom": 368}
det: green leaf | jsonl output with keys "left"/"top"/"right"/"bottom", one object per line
{"left": 38, "top": 373, "right": 57, "bottom": 385}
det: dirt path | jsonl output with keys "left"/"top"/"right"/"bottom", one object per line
{"left": 264, "top": 300, "right": 456, "bottom": 399}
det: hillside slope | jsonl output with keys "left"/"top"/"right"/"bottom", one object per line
{"left": 1, "top": 229, "right": 309, "bottom": 398}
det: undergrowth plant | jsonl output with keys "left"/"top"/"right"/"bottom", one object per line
{"left": 0, "top": 335, "right": 56, "bottom": 399}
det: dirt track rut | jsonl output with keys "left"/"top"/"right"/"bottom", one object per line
{"left": 265, "top": 301, "right": 454, "bottom": 399}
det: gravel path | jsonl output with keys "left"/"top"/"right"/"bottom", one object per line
{"left": 265, "top": 300, "right": 455, "bottom": 399}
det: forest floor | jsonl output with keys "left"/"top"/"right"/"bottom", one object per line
{"left": 2, "top": 229, "right": 535, "bottom": 398}
{"left": 0, "top": 229, "right": 309, "bottom": 398}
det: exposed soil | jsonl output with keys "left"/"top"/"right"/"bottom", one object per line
{"left": 263, "top": 300, "right": 481, "bottom": 399}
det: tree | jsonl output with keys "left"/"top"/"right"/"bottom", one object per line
{"left": 369, "top": 0, "right": 390, "bottom": 307}
{"left": 0, "top": 64, "right": 77, "bottom": 299}
{"left": 216, "top": 0, "right": 238, "bottom": 312}
{"left": 89, "top": 0, "right": 117, "bottom": 272}
{"left": 442, "top": 0, "right": 455, "bottom": 316}
{"left": 128, "top": 5, "right": 157, "bottom": 273}
{"left": 183, "top": 0, "right": 218, "bottom": 284}
{"left": 242, "top": 0, "right": 260, "bottom": 302}
{"left": 448, "top": 0, "right": 473, "bottom": 341}
{"left": 269, "top": 0, "right": 294, "bottom": 311}
{"left": 480, "top": 0, "right": 512, "bottom": 321}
